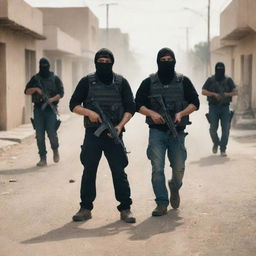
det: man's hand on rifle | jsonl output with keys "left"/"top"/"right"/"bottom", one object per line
{"left": 175, "top": 112, "right": 183, "bottom": 124}
{"left": 150, "top": 111, "right": 165, "bottom": 124}
{"left": 107, "top": 125, "right": 122, "bottom": 138}
{"left": 213, "top": 93, "right": 222, "bottom": 101}
{"left": 87, "top": 110, "right": 102, "bottom": 123}
{"left": 36, "top": 88, "right": 43, "bottom": 95}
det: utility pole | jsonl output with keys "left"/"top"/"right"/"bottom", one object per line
{"left": 207, "top": 0, "right": 211, "bottom": 75}
{"left": 99, "top": 3, "right": 117, "bottom": 47}
{"left": 180, "top": 27, "right": 191, "bottom": 52}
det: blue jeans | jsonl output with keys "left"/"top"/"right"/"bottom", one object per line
{"left": 34, "top": 106, "right": 59, "bottom": 157}
{"left": 147, "top": 128, "right": 187, "bottom": 206}
{"left": 208, "top": 105, "right": 231, "bottom": 152}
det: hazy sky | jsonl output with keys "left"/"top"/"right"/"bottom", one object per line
{"left": 25, "top": 0, "right": 232, "bottom": 77}
{"left": 25, "top": 0, "right": 231, "bottom": 53}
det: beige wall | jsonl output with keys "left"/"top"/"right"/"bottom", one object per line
{"left": 43, "top": 26, "right": 81, "bottom": 56}
{"left": 40, "top": 8, "right": 99, "bottom": 53}
{"left": 0, "top": 0, "right": 44, "bottom": 36}
{"left": 220, "top": 0, "right": 256, "bottom": 40}
{"left": 0, "top": 26, "right": 43, "bottom": 130}
{"left": 44, "top": 52, "right": 86, "bottom": 113}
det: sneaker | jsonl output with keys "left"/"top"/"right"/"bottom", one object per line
{"left": 120, "top": 209, "right": 136, "bottom": 223}
{"left": 220, "top": 151, "right": 227, "bottom": 157}
{"left": 36, "top": 157, "right": 47, "bottom": 167}
{"left": 212, "top": 144, "right": 218, "bottom": 154}
{"left": 168, "top": 182, "right": 180, "bottom": 209}
{"left": 72, "top": 208, "right": 92, "bottom": 222}
{"left": 152, "top": 205, "right": 167, "bottom": 216}
{"left": 53, "top": 149, "right": 60, "bottom": 163}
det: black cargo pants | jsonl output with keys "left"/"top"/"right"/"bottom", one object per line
{"left": 79, "top": 128, "right": 132, "bottom": 211}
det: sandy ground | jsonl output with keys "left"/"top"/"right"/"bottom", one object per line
{"left": 0, "top": 105, "right": 256, "bottom": 256}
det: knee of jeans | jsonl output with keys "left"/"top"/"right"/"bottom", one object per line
{"left": 152, "top": 169, "right": 165, "bottom": 182}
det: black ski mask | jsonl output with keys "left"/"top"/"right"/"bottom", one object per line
{"left": 94, "top": 48, "right": 114, "bottom": 84}
{"left": 157, "top": 47, "right": 176, "bottom": 84}
{"left": 215, "top": 62, "right": 225, "bottom": 81}
{"left": 39, "top": 58, "right": 51, "bottom": 78}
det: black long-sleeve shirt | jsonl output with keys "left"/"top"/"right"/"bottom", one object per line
{"left": 69, "top": 75, "right": 136, "bottom": 115}
{"left": 25, "top": 73, "right": 64, "bottom": 97}
{"left": 135, "top": 75, "right": 200, "bottom": 130}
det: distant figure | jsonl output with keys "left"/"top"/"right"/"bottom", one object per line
{"left": 135, "top": 48, "right": 200, "bottom": 216}
{"left": 25, "top": 58, "right": 64, "bottom": 167}
{"left": 69, "top": 48, "right": 136, "bottom": 223}
{"left": 202, "top": 62, "right": 237, "bottom": 157}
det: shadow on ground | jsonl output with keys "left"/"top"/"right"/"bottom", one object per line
{"left": 21, "top": 210, "right": 183, "bottom": 244}
{"left": 0, "top": 165, "right": 51, "bottom": 175}
{"left": 190, "top": 155, "right": 232, "bottom": 167}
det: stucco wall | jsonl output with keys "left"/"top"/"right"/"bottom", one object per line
{"left": 0, "top": 26, "right": 43, "bottom": 130}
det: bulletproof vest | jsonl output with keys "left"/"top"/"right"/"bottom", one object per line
{"left": 32, "top": 73, "right": 57, "bottom": 104}
{"left": 207, "top": 76, "right": 232, "bottom": 105}
{"left": 83, "top": 72, "right": 124, "bottom": 128}
{"left": 146, "top": 72, "right": 189, "bottom": 127}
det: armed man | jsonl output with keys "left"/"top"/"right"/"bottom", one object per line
{"left": 69, "top": 48, "right": 136, "bottom": 223}
{"left": 135, "top": 47, "right": 200, "bottom": 216}
{"left": 24, "top": 58, "right": 64, "bottom": 167}
{"left": 202, "top": 62, "right": 237, "bottom": 157}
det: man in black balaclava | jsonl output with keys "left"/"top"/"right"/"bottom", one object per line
{"left": 69, "top": 48, "right": 136, "bottom": 224}
{"left": 135, "top": 47, "right": 200, "bottom": 216}
{"left": 202, "top": 62, "right": 237, "bottom": 156}
{"left": 25, "top": 57, "right": 64, "bottom": 167}
{"left": 39, "top": 57, "right": 51, "bottom": 78}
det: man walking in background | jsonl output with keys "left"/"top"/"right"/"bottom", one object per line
{"left": 202, "top": 62, "right": 237, "bottom": 157}
{"left": 25, "top": 58, "right": 64, "bottom": 167}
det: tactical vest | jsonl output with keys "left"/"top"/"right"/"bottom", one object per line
{"left": 83, "top": 72, "right": 124, "bottom": 128}
{"left": 207, "top": 76, "right": 232, "bottom": 105}
{"left": 32, "top": 73, "right": 57, "bottom": 104}
{"left": 146, "top": 72, "right": 189, "bottom": 127}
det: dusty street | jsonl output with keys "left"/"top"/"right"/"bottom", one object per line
{"left": 0, "top": 105, "right": 256, "bottom": 256}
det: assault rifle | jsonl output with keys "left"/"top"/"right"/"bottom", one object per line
{"left": 41, "top": 92, "right": 58, "bottom": 116}
{"left": 92, "top": 99, "right": 129, "bottom": 159}
{"left": 149, "top": 94, "right": 178, "bottom": 139}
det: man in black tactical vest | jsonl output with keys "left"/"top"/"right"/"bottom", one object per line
{"left": 69, "top": 48, "right": 136, "bottom": 223}
{"left": 202, "top": 62, "right": 237, "bottom": 157}
{"left": 25, "top": 58, "right": 64, "bottom": 167}
{"left": 135, "top": 48, "right": 200, "bottom": 216}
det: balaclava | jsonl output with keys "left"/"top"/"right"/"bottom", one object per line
{"left": 157, "top": 47, "right": 176, "bottom": 84}
{"left": 94, "top": 48, "right": 114, "bottom": 84}
{"left": 39, "top": 58, "right": 51, "bottom": 78}
{"left": 215, "top": 62, "right": 225, "bottom": 82}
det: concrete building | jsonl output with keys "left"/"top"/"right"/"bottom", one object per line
{"left": 0, "top": 3, "right": 99, "bottom": 131}
{"left": 39, "top": 7, "right": 99, "bottom": 112}
{"left": 0, "top": 0, "right": 45, "bottom": 130}
{"left": 211, "top": 0, "right": 256, "bottom": 118}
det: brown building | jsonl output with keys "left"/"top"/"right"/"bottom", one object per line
{"left": 0, "top": 3, "right": 99, "bottom": 130}
{"left": 39, "top": 7, "right": 99, "bottom": 112}
{"left": 211, "top": 0, "right": 256, "bottom": 118}
{"left": 0, "top": 0, "right": 45, "bottom": 130}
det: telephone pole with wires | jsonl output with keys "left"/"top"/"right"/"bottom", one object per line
{"left": 99, "top": 2, "right": 118, "bottom": 47}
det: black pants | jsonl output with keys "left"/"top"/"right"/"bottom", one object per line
{"left": 79, "top": 128, "right": 132, "bottom": 212}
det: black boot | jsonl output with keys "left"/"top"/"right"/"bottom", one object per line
{"left": 37, "top": 156, "right": 47, "bottom": 167}
{"left": 53, "top": 149, "right": 60, "bottom": 163}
